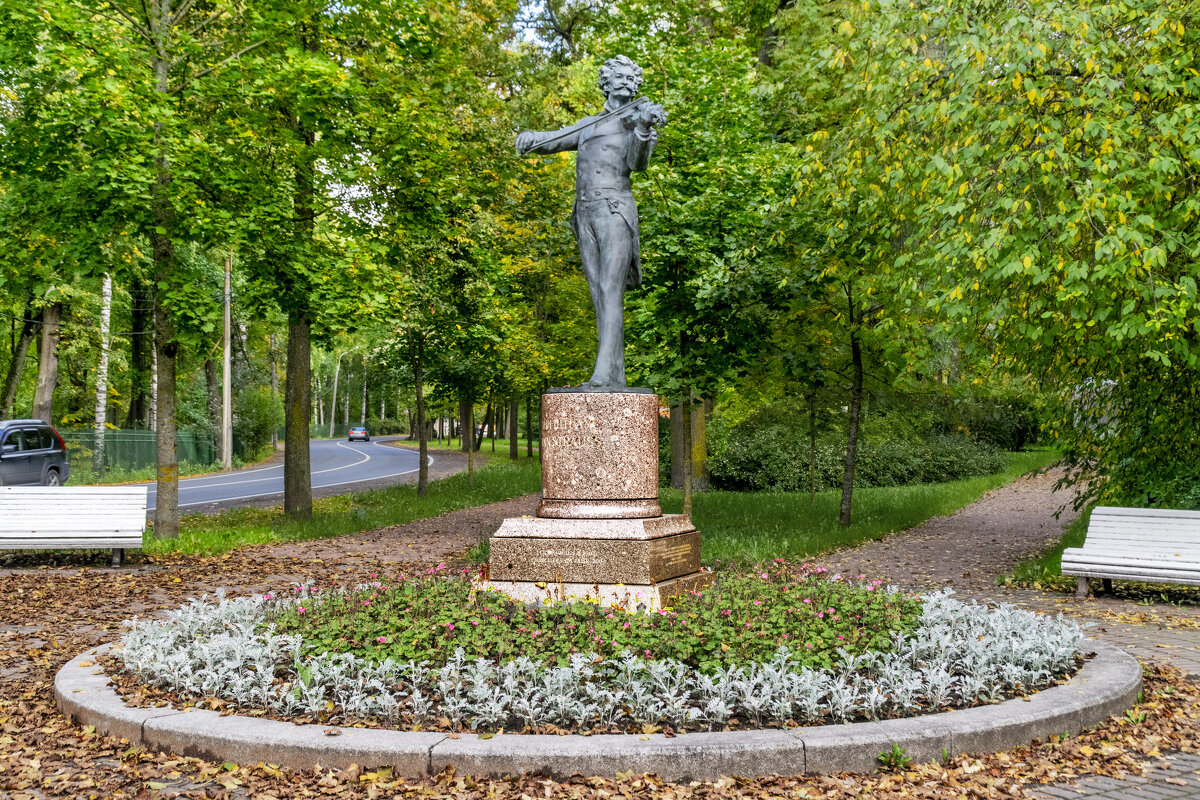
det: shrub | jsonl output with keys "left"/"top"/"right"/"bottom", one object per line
{"left": 234, "top": 386, "right": 281, "bottom": 457}
{"left": 705, "top": 419, "right": 1008, "bottom": 494}
{"left": 710, "top": 428, "right": 1006, "bottom": 493}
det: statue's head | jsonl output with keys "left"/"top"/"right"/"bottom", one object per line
{"left": 598, "top": 55, "right": 643, "bottom": 100}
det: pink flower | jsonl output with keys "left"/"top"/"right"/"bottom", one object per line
{"left": 753, "top": 600, "right": 761, "bottom": 606}
{"left": 297, "top": 606, "right": 306, "bottom": 614}
{"left": 817, "top": 612, "right": 824, "bottom": 619}
{"left": 760, "top": 572, "right": 768, "bottom": 579}
{"left": 447, "top": 623, "right": 455, "bottom": 631}
{"left": 623, "top": 621, "right": 630, "bottom": 629}
{"left": 471, "top": 619, "right": 480, "bottom": 626}
{"left": 376, "top": 636, "right": 388, "bottom": 643}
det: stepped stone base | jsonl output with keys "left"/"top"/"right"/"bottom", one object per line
{"left": 490, "top": 531, "right": 699, "bottom": 585}
{"left": 492, "top": 514, "right": 694, "bottom": 541}
{"left": 478, "top": 570, "right": 714, "bottom": 612}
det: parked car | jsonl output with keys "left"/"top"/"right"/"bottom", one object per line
{"left": 348, "top": 426, "right": 371, "bottom": 442}
{"left": 0, "top": 419, "right": 70, "bottom": 486}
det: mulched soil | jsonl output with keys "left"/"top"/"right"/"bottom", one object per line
{"left": 2, "top": 472, "right": 1199, "bottom": 798}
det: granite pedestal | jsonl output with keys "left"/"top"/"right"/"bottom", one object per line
{"left": 480, "top": 391, "right": 712, "bottom": 610}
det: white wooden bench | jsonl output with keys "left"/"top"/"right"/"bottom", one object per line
{"left": 1062, "top": 506, "right": 1200, "bottom": 597}
{"left": 0, "top": 486, "right": 147, "bottom": 567}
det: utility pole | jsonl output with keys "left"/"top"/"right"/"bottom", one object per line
{"left": 222, "top": 251, "right": 233, "bottom": 469}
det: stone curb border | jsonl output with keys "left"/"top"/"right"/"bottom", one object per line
{"left": 55, "top": 641, "right": 1141, "bottom": 781}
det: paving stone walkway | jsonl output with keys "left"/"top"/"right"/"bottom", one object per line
{"left": 815, "top": 467, "right": 1200, "bottom": 798}
{"left": 1033, "top": 752, "right": 1200, "bottom": 799}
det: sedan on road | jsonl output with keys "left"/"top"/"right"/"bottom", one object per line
{"left": 347, "top": 426, "right": 371, "bottom": 442}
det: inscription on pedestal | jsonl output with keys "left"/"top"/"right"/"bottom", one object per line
{"left": 541, "top": 392, "right": 659, "bottom": 502}
{"left": 490, "top": 531, "right": 700, "bottom": 585}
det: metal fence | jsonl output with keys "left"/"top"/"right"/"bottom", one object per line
{"left": 58, "top": 429, "right": 234, "bottom": 475}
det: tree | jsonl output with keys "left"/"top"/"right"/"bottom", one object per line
{"left": 782, "top": 0, "right": 1200, "bottom": 507}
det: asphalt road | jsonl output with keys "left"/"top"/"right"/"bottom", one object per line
{"left": 143, "top": 436, "right": 425, "bottom": 513}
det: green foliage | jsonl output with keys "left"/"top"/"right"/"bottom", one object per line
{"left": 878, "top": 743, "right": 913, "bottom": 771}
{"left": 269, "top": 562, "right": 922, "bottom": 672}
{"left": 773, "top": 0, "right": 1200, "bottom": 509}
{"left": 234, "top": 385, "right": 282, "bottom": 457}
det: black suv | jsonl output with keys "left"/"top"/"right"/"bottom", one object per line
{"left": 0, "top": 419, "right": 70, "bottom": 486}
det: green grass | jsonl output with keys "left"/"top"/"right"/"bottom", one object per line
{"left": 658, "top": 449, "right": 1061, "bottom": 565}
{"left": 145, "top": 454, "right": 542, "bottom": 557}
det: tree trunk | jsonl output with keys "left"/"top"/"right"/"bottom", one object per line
{"left": 92, "top": 275, "right": 113, "bottom": 475}
{"left": 690, "top": 398, "right": 710, "bottom": 491}
{"left": 412, "top": 333, "right": 428, "bottom": 497}
{"left": 269, "top": 334, "right": 279, "bottom": 448}
{"left": 126, "top": 281, "right": 150, "bottom": 428}
{"left": 152, "top": 297, "right": 179, "bottom": 538}
{"left": 328, "top": 355, "right": 341, "bottom": 438}
{"left": 284, "top": 310, "right": 313, "bottom": 518}
{"left": 360, "top": 356, "right": 367, "bottom": 424}
{"left": 681, "top": 391, "right": 694, "bottom": 518}
{"left": 487, "top": 394, "right": 495, "bottom": 452}
{"left": 459, "top": 399, "right": 471, "bottom": 453}
{"left": 314, "top": 373, "right": 323, "bottom": 426}
{"left": 839, "top": 302, "right": 864, "bottom": 527}
{"left": 149, "top": 328, "right": 158, "bottom": 433}
{"left": 466, "top": 401, "right": 475, "bottom": 486}
{"left": 1, "top": 300, "right": 36, "bottom": 419}
{"left": 509, "top": 397, "right": 518, "bottom": 460}
{"left": 669, "top": 400, "right": 685, "bottom": 489}
{"left": 205, "top": 357, "right": 222, "bottom": 464}
{"left": 525, "top": 393, "right": 533, "bottom": 457}
{"left": 31, "top": 302, "right": 62, "bottom": 422}
{"left": 150, "top": 36, "right": 179, "bottom": 538}
{"left": 222, "top": 254, "right": 233, "bottom": 469}
{"left": 809, "top": 390, "right": 818, "bottom": 506}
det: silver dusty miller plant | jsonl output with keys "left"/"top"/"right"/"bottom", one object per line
{"left": 119, "top": 588, "right": 1084, "bottom": 732}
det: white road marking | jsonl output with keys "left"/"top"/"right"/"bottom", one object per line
{"left": 149, "top": 450, "right": 432, "bottom": 506}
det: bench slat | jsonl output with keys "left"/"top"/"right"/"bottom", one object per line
{"left": 0, "top": 538, "right": 144, "bottom": 549}
{"left": 1062, "top": 568, "right": 1200, "bottom": 587}
{"left": 1085, "top": 522, "right": 1200, "bottom": 536}
{"left": 1093, "top": 506, "right": 1200, "bottom": 520}
{"left": 1076, "top": 534, "right": 1200, "bottom": 548}
{"left": 0, "top": 529, "right": 145, "bottom": 539}
{"left": 1063, "top": 552, "right": 1200, "bottom": 571}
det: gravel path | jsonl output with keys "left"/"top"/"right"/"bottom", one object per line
{"left": 817, "top": 468, "right": 1080, "bottom": 594}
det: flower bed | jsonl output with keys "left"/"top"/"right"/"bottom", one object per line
{"left": 271, "top": 562, "right": 920, "bottom": 671}
{"left": 116, "top": 567, "right": 1084, "bottom": 734}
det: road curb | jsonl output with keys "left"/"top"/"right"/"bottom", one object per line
{"left": 55, "top": 641, "right": 1141, "bottom": 780}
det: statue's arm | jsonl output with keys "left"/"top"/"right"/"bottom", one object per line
{"left": 516, "top": 117, "right": 594, "bottom": 155}
{"left": 627, "top": 125, "right": 657, "bottom": 172}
